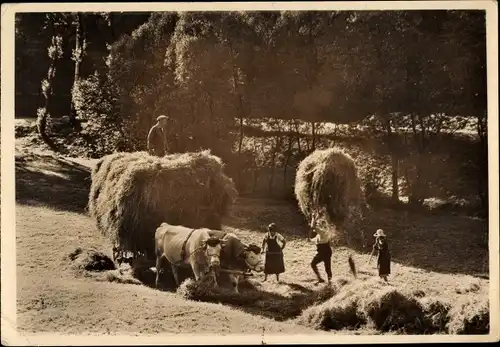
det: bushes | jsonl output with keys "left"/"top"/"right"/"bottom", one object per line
{"left": 15, "top": 119, "right": 38, "bottom": 138}
{"left": 71, "top": 72, "right": 125, "bottom": 157}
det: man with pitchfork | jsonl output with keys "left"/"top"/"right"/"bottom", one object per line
{"left": 308, "top": 210, "right": 334, "bottom": 285}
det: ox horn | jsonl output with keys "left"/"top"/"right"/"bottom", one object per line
{"left": 205, "top": 236, "right": 222, "bottom": 247}
{"left": 246, "top": 244, "right": 261, "bottom": 254}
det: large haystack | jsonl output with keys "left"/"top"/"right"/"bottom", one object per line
{"left": 294, "top": 147, "right": 366, "bottom": 241}
{"left": 88, "top": 150, "right": 238, "bottom": 258}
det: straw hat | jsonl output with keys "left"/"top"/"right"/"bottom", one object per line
{"left": 373, "top": 229, "right": 386, "bottom": 237}
{"left": 156, "top": 115, "right": 169, "bottom": 122}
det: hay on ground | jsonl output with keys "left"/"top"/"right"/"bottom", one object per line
{"left": 454, "top": 278, "right": 482, "bottom": 294}
{"left": 412, "top": 289, "right": 427, "bottom": 298}
{"left": 88, "top": 150, "right": 238, "bottom": 259}
{"left": 298, "top": 278, "right": 435, "bottom": 333}
{"left": 294, "top": 147, "right": 366, "bottom": 243}
{"left": 77, "top": 267, "right": 145, "bottom": 286}
{"left": 67, "top": 247, "right": 116, "bottom": 273}
{"left": 297, "top": 278, "right": 381, "bottom": 331}
{"left": 360, "top": 287, "right": 425, "bottom": 333}
{"left": 176, "top": 277, "right": 340, "bottom": 321}
{"left": 299, "top": 293, "right": 365, "bottom": 331}
{"left": 446, "top": 296, "right": 489, "bottom": 334}
{"left": 419, "top": 296, "right": 452, "bottom": 333}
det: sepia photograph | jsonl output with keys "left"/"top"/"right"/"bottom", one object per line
{"left": 1, "top": 1, "right": 498, "bottom": 345}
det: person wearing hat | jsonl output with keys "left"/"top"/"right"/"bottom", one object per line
{"left": 261, "top": 223, "right": 286, "bottom": 282}
{"left": 369, "top": 229, "right": 391, "bottom": 281}
{"left": 147, "top": 115, "right": 169, "bottom": 157}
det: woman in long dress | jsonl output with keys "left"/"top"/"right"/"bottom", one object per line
{"left": 261, "top": 223, "right": 286, "bottom": 282}
{"left": 372, "top": 229, "right": 391, "bottom": 281}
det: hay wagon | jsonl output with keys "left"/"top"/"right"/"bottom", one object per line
{"left": 87, "top": 150, "right": 238, "bottom": 272}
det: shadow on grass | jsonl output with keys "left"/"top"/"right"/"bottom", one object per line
{"left": 124, "top": 264, "right": 337, "bottom": 322}
{"left": 15, "top": 153, "right": 91, "bottom": 214}
{"left": 177, "top": 277, "right": 339, "bottom": 322}
{"left": 356, "top": 206, "right": 489, "bottom": 278}
{"left": 227, "top": 199, "right": 489, "bottom": 278}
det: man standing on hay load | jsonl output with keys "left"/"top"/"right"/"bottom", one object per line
{"left": 147, "top": 115, "right": 169, "bottom": 157}
{"left": 261, "top": 223, "right": 286, "bottom": 282}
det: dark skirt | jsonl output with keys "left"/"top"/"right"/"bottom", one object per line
{"left": 377, "top": 254, "right": 391, "bottom": 276}
{"left": 264, "top": 251, "right": 285, "bottom": 274}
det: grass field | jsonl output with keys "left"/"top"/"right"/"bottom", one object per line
{"left": 9, "top": 135, "right": 491, "bottom": 337}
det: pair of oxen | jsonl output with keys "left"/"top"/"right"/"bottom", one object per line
{"left": 154, "top": 223, "right": 264, "bottom": 293}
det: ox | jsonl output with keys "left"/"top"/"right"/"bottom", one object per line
{"left": 155, "top": 222, "right": 225, "bottom": 289}
{"left": 209, "top": 230, "right": 265, "bottom": 293}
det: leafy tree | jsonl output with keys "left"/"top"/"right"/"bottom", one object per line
{"left": 36, "top": 14, "right": 67, "bottom": 148}
{"left": 349, "top": 11, "right": 484, "bottom": 206}
{"left": 27, "top": 10, "right": 487, "bottom": 211}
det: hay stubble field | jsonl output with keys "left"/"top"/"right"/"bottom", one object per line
{"left": 11, "top": 137, "right": 490, "bottom": 337}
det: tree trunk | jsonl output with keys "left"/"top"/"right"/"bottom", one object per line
{"left": 408, "top": 114, "right": 426, "bottom": 206}
{"left": 252, "top": 168, "right": 259, "bottom": 194}
{"left": 37, "top": 107, "right": 53, "bottom": 148}
{"left": 283, "top": 133, "right": 293, "bottom": 190}
{"left": 227, "top": 40, "right": 247, "bottom": 192}
{"left": 108, "top": 13, "right": 116, "bottom": 42}
{"left": 294, "top": 120, "right": 302, "bottom": 153}
{"left": 237, "top": 97, "right": 244, "bottom": 155}
{"left": 306, "top": 17, "right": 319, "bottom": 154}
{"left": 227, "top": 41, "right": 245, "bottom": 156}
{"left": 390, "top": 154, "right": 399, "bottom": 201}
{"left": 384, "top": 117, "right": 399, "bottom": 201}
{"left": 38, "top": 62, "right": 54, "bottom": 145}
{"left": 310, "top": 121, "right": 316, "bottom": 150}
{"left": 207, "top": 93, "right": 215, "bottom": 148}
{"left": 37, "top": 20, "right": 59, "bottom": 150}
{"left": 268, "top": 135, "right": 282, "bottom": 196}
{"left": 69, "top": 14, "right": 83, "bottom": 131}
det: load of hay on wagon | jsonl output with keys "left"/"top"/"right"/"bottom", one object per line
{"left": 294, "top": 147, "right": 367, "bottom": 245}
{"left": 87, "top": 150, "right": 238, "bottom": 265}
